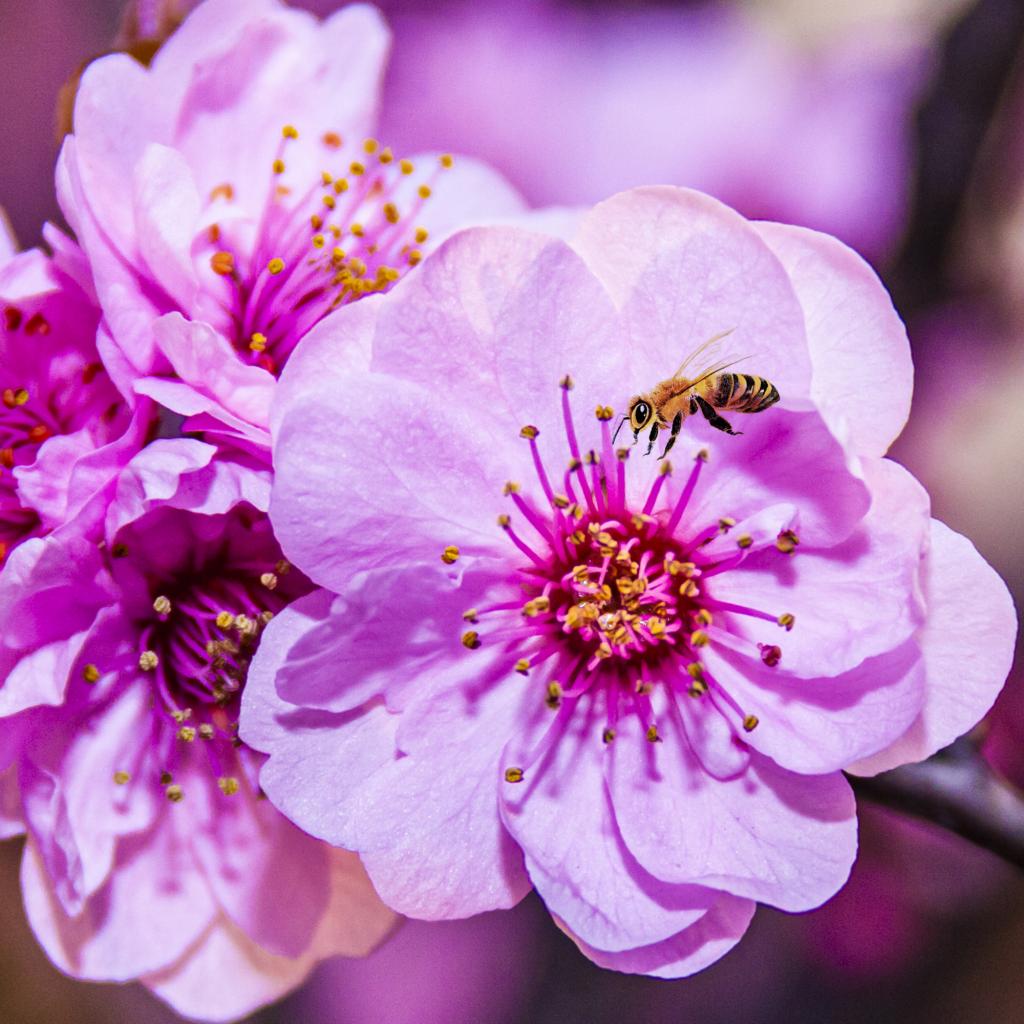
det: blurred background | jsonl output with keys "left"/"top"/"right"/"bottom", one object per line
{"left": 2, "top": 0, "right": 1024, "bottom": 1020}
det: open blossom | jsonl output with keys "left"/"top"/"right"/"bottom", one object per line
{"left": 58, "top": 0, "right": 528, "bottom": 459}
{"left": 0, "top": 451, "right": 395, "bottom": 1020}
{"left": 241, "top": 187, "right": 1016, "bottom": 975}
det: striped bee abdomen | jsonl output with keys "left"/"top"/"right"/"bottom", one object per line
{"left": 711, "top": 373, "right": 780, "bottom": 413}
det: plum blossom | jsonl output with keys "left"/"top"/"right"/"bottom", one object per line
{"left": 58, "top": 0, "right": 529, "bottom": 460}
{"left": 1, "top": 452, "right": 395, "bottom": 1020}
{"left": 242, "top": 187, "right": 1016, "bottom": 976}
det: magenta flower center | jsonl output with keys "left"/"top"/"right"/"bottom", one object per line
{"left": 461, "top": 382, "right": 797, "bottom": 762}
{"left": 201, "top": 128, "right": 451, "bottom": 374}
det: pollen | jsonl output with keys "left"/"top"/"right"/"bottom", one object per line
{"left": 210, "top": 251, "right": 235, "bottom": 276}
{"left": 165, "top": 783, "right": 184, "bottom": 803}
{"left": 267, "top": 257, "right": 286, "bottom": 275}
{"left": 383, "top": 202, "right": 400, "bottom": 224}
{"left": 520, "top": 425, "right": 539, "bottom": 439}
{"left": 407, "top": 250, "right": 423, "bottom": 266}
{"left": 546, "top": 681, "right": 563, "bottom": 709}
{"left": 260, "top": 572, "right": 278, "bottom": 590}
{"left": 113, "top": 771, "right": 130, "bottom": 785}
{"left": 250, "top": 333, "right": 268, "bottom": 352}
{"left": 215, "top": 611, "right": 234, "bottom": 630}
{"left": 646, "top": 724, "right": 661, "bottom": 743}
{"left": 177, "top": 726, "right": 197, "bottom": 743}
{"left": 462, "top": 608, "right": 479, "bottom": 623}
{"left": 776, "top": 529, "right": 800, "bottom": 554}
{"left": 736, "top": 534, "right": 753, "bottom": 549}
{"left": 272, "top": 159, "right": 286, "bottom": 175}
{"left": 138, "top": 650, "right": 159, "bottom": 672}
{"left": 718, "top": 517, "right": 736, "bottom": 532}
{"left": 777, "top": 613, "right": 795, "bottom": 631}
{"left": 595, "top": 405, "right": 615, "bottom": 421}
{"left": 461, "top": 630, "right": 481, "bottom": 650}
{"left": 504, "top": 767, "right": 525, "bottom": 783}
{"left": 3, "top": 387, "right": 29, "bottom": 408}
{"left": 199, "top": 724, "right": 215, "bottom": 740}
{"left": 82, "top": 664, "right": 100, "bottom": 684}
{"left": 515, "top": 658, "right": 530, "bottom": 674}
{"left": 218, "top": 776, "right": 241, "bottom": 796}
{"left": 743, "top": 714, "right": 760, "bottom": 732}
{"left": 440, "top": 154, "right": 454, "bottom": 168}
{"left": 690, "top": 630, "right": 710, "bottom": 647}
{"left": 152, "top": 595, "right": 172, "bottom": 616}
{"left": 415, "top": 227, "right": 429, "bottom": 243}
{"left": 602, "top": 728, "right": 617, "bottom": 744}
{"left": 282, "top": 124, "right": 299, "bottom": 139}
{"left": 441, "top": 545, "right": 460, "bottom": 564}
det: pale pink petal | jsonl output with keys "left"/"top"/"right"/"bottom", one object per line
{"left": 756, "top": 221, "right": 912, "bottom": 457}
{"left": 571, "top": 186, "right": 813, "bottom": 402}
{"left": 849, "top": 519, "right": 1018, "bottom": 775}
{"left": 564, "top": 892, "right": 756, "bottom": 979}
{"left": 21, "top": 818, "right": 216, "bottom": 981}
{"left": 500, "top": 695, "right": 721, "bottom": 952}
{"left": 608, "top": 712, "right": 857, "bottom": 910}
{"left": 706, "top": 458, "right": 929, "bottom": 676}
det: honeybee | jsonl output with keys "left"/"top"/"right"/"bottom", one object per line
{"left": 613, "top": 330, "right": 780, "bottom": 459}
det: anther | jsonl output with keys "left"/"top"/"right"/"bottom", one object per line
{"left": 503, "top": 481, "right": 520, "bottom": 495}
{"left": 461, "top": 630, "right": 481, "bottom": 650}
{"left": 560, "top": 374, "right": 574, "bottom": 390}
{"left": 282, "top": 125, "right": 299, "bottom": 139}
{"left": 165, "top": 783, "right": 184, "bottom": 803}
{"left": 138, "top": 650, "right": 159, "bottom": 672}
{"left": 24, "top": 313, "right": 49, "bottom": 335}
{"left": 520, "top": 425, "right": 539, "bottom": 439}
{"left": 736, "top": 535, "right": 753, "bottom": 549}
{"left": 497, "top": 514, "right": 511, "bottom": 529}
{"left": 153, "top": 595, "right": 172, "bottom": 616}
{"left": 82, "top": 664, "right": 100, "bottom": 684}
{"left": 462, "top": 608, "right": 479, "bottom": 623}
{"left": 552, "top": 494, "right": 570, "bottom": 509}
{"left": 199, "top": 724, "right": 215, "bottom": 740}
{"left": 418, "top": 184, "right": 432, "bottom": 199}
{"left": 595, "top": 405, "right": 614, "bottom": 420}
{"left": 776, "top": 529, "right": 800, "bottom": 554}
{"left": 322, "top": 131, "right": 342, "bottom": 148}
{"left": 718, "top": 517, "right": 736, "bottom": 532}
{"left": 2, "top": 387, "right": 28, "bottom": 409}
{"left": 113, "top": 771, "right": 130, "bottom": 785}
{"left": 697, "top": 448, "right": 710, "bottom": 462}
{"left": 218, "top": 776, "right": 241, "bottom": 796}
{"left": 616, "top": 447, "right": 630, "bottom": 461}
{"left": 635, "top": 679, "right": 653, "bottom": 696}
{"left": 272, "top": 159, "right": 286, "bottom": 175}
{"left": 690, "top": 630, "right": 710, "bottom": 648}
{"left": 602, "top": 728, "right": 616, "bottom": 744}
{"left": 546, "top": 681, "right": 563, "bottom": 709}
{"left": 210, "top": 251, "right": 235, "bottom": 276}
{"left": 177, "top": 726, "right": 197, "bottom": 743}
{"left": 694, "top": 609, "right": 713, "bottom": 626}
{"left": 504, "top": 767, "right": 525, "bottom": 783}
{"left": 250, "top": 333, "right": 268, "bottom": 352}
{"left": 514, "top": 658, "right": 530, "bottom": 674}
{"left": 260, "top": 572, "right": 278, "bottom": 590}
{"left": 440, "top": 154, "right": 454, "bottom": 168}
{"left": 441, "top": 545, "right": 460, "bottom": 565}
{"left": 678, "top": 579, "right": 699, "bottom": 598}
{"left": 777, "top": 613, "right": 795, "bottom": 631}
{"left": 215, "top": 611, "right": 234, "bottom": 630}
{"left": 523, "top": 596, "right": 551, "bottom": 617}
{"left": 267, "top": 258, "right": 286, "bottom": 275}
{"left": 760, "top": 644, "right": 782, "bottom": 667}
{"left": 743, "top": 715, "right": 760, "bottom": 732}
{"left": 646, "top": 724, "right": 662, "bottom": 743}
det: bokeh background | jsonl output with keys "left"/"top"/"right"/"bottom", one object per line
{"left": 2, "top": 0, "right": 1024, "bottom": 1021}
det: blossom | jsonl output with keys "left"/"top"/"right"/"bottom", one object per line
{"left": 57, "top": 0, "right": 528, "bottom": 458}
{"left": 242, "top": 187, "right": 1016, "bottom": 976}
{"left": 1, "top": 454, "right": 395, "bottom": 1020}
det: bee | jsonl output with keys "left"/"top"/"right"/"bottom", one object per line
{"left": 613, "top": 330, "right": 780, "bottom": 460}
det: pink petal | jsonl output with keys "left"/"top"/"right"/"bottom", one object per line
{"left": 707, "top": 458, "right": 929, "bottom": 676}
{"left": 500, "top": 696, "right": 722, "bottom": 952}
{"left": 564, "top": 892, "right": 756, "bottom": 979}
{"left": 755, "top": 221, "right": 912, "bottom": 458}
{"left": 21, "top": 817, "right": 216, "bottom": 981}
{"left": 849, "top": 519, "right": 1018, "bottom": 775}
{"left": 608, "top": 711, "right": 857, "bottom": 910}
{"left": 572, "top": 186, "right": 813, "bottom": 403}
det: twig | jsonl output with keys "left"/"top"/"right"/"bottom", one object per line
{"left": 850, "top": 742, "right": 1024, "bottom": 869}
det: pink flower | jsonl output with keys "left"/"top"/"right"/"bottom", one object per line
{"left": 58, "top": 0, "right": 528, "bottom": 457}
{"left": 241, "top": 187, "right": 1016, "bottom": 976}
{"left": 1, "top": 459, "right": 395, "bottom": 1020}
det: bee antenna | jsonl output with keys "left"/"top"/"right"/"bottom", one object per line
{"left": 612, "top": 416, "right": 629, "bottom": 444}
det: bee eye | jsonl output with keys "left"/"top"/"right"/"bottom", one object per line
{"left": 633, "top": 401, "right": 650, "bottom": 427}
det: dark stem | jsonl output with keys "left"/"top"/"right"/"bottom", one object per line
{"left": 849, "top": 740, "right": 1024, "bottom": 869}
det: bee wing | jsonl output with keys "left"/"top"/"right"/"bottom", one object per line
{"left": 673, "top": 328, "right": 736, "bottom": 379}
{"left": 683, "top": 355, "right": 754, "bottom": 393}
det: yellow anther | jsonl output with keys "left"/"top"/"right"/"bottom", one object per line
{"left": 153, "top": 595, "right": 171, "bottom": 615}
{"left": 690, "top": 630, "right": 710, "bottom": 648}
{"left": 199, "top": 724, "right": 215, "bottom": 740}
{"left": 418, "top": 184, "right": 432, "bottom": 199}
{"left": 407, "top": 249, "right": 423, "bottom": 266}
{"left": 743, "top": 715, "right": 760, "bottom": 732}
{"left": 218, "top": 776, "right": 241, "bottom": 796}
{"left": 523, "top": 596, "right": 551, "bottom": 617}
{"left": 383, "top": 202, "right": 400, "bottom": 224}
{"left": 177, "top": 726, "right": 197, "bottom": 743}
{"left": 165, "top": 784, "right": 184, "bottom": 803}
{"left": 441, "top": 545, "right": 460, "bottom": 565}
{"left": 267, "top": 257, "right": 286, "bottom": 275}
{"left": 695, "top": 609, "right": 713, "bottom": 626}
{"left": 687, "top": 662, "right": 705, "bottom": 680}
{"left": 249, "top": 333, "right": 268, "bottom": 353}
{"left": 210, "top": 251, "right": 235, "bottom": 276}
{"left": 503, "top": 481, "right": 521, "bottom": 495}
{"left": 646, "top": 724, "right": 661, "bottom": 743}
{"left": 595, "top": 405, "right": 614, "bottom": 421}
{"left": 647, "top": 617, "right": 667, "bottom": 638}
{"left": 697, "top": 448, "right": 710, "bottom": 462}
{"left": 311, "top": 234, "right": 326, "bottom": 249}
{"left": 461, "top": 630, "right": 481, "bottom": 650}
{"left": 282, "top": 124, "right": 299, "bottom": 139}
{"left": 569, "top": 530, "right": 586, "bottom": 545}
{"left": 272, "top": 159, "right": 286, "bottom": 175}
{"left": 349, "top": 161, "right": 366, "bottom": 176}
{"left": 515, "top": 658, "right": 530, "bottom": 674}
{"left": 617, "top": 447, "right": 630, "bottom": 462}
{"left": 777, "top": 613, "right": 795, "bottom": 631}
{"left": 602, "top": 728, "right": 617, "bottom": 744}
{"left": 635, "top": 679, "right": 653, "bottom": 695}
{"left": 552, "top": 494, "right": 570, "bottom": 509}
{"left": 334, "top": 178, "right": 350, "bottom": 194}
{"left": 322, "top": 131, "right": 342, "bottom": 148}
{"left": 379, "top": 147, "right": 394, "bottom": 164}
{"left": 504, "top": 767, "right": 524, "bottom": 783}
{"left": 718, "top": 517, "right": 736, "bottom": 532}
{"left": 560, "top": 374, "right": 574, "bottom": 390}
{"left": 260, "top": 572, "right": 278, "bottom": 591}
{"left": 171, "top": 708, "right": 192, "bottom": 723}
{"left": 82, "top": 663, "right": 100, "bottom": 684}
{"left": 462, "top": 608, "right": 479, "bottom": 623}
{"left": 138, "top": 650, "right": 159, "bottom": 672}
{"left": 678, "top": 579, "right": 699, "bottom": 598}
{"left": 776, "top": 529, "right": 800, "bottom": 554}
{"left": 546, "top": 681, "right": 563, "bottom": 709}
{"left": 736, "top": 535, "right": 753, "bottom": 549}
{"left": 440, "top": 154, "right": 454, "bottom": 168}
{"left": 415, "top": 226, "right": 429, "bottom": 243}
{"left": 209, "top": 183, "right": 235, "bottom": 201}
{"left": 595, "top": 641, "right": 613, "bottom": 660}
{"left": 362, "top": 138, "right": 379, "bottom": 155}
{"left": 689, "top": 679, "right": 708, "bottom": 697}
{"left": 520, "top": 425, "right": 539, "bottom": 439}
{"left": 350, "top": 223, "right": 365, "bottom": 238}
{"left": 400, "top": 159, "right": 415, "bottom": 175}
{"left": 658, "top": 459, "right": 673, "bottom": 476}
{"left": 497, "top": 514, "right": 511, "bottom": 529}
{"left": 596, "top": 531, "right": 615, "bottom": 547}
{"left": 113, "top": 771, "right": 130, "bottom": 785}
{"left": 215, "top": 611, "right": 234, "bottom": 630}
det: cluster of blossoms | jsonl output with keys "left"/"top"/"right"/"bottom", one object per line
{"left": 0, "top": 0, "right": 1017, "bottom": 1019}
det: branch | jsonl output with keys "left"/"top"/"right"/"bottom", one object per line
{"left": 849, "top": 742, "right": 1024, "bottom": 869}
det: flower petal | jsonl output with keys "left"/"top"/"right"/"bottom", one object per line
{"left": 849, "top": 519, "right": 1018, "bottom": 775}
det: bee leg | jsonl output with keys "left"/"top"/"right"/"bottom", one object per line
{"left": 612, "top": 417, "right": 629, "bottom": 444}
{"left": 643, "top": 422, "right": 660, "bottom": 456}
{"left": 695, "top": 395, "right": 742, "bottom": 436}
{"left": 658, "top": 412, "right": 683, "bottom": 460}
{"left": 631, "top": 429, "right": 639, "bottom": 447}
